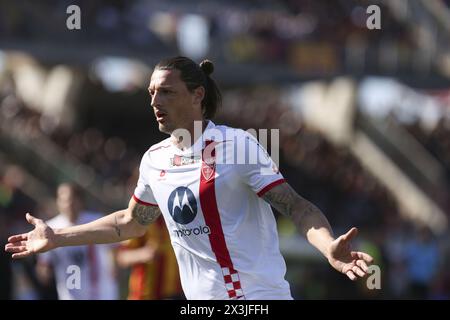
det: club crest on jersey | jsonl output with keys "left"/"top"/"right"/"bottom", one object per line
{"left": 202, "top": 140, "right": 217, "bottom": 181}
{"left": 201, "top": 152, "right": 216, "bottom": 181}
{"left": 170, "top": 154, "right": 201, "bottom": 167}
{"left": 201, "top": 163, "right": 215, "bottom": 181}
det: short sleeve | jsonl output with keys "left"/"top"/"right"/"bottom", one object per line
{"left": 133, "top": 151, "right": 158, "bottom": 206}
{"left": 235, "top": 130, "right": 285, "bottom": 197}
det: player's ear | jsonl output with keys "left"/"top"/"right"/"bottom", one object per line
{"left": 192, "top": 86, "right": 205, "bottom": 106}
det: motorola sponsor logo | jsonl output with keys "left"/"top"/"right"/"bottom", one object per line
{"left": 173, "top": 225, "right": 211, "bottom": 238}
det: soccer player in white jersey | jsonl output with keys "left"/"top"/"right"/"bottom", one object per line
{"left": 36, "top": 183, "right": 118, "bottom": 300}
{"left": 5, "top": 56, "right": 373, "bottom": 300}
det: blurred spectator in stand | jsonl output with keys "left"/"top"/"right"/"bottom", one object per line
{"left": 404, "top": 226, "right": 440, "bottom": 299}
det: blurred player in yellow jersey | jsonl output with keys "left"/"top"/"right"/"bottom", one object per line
{"left": 116, "top": 216, "right": 184, "bottom": 300}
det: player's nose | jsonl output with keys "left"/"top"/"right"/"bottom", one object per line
{"left": 151, "top": 92, "right": 163, "bottom": 108}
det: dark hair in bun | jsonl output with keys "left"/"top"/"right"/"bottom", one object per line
{"left": 199, "top": 59, "right": 214, "bottom": 76}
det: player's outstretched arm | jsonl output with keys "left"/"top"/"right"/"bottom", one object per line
{"left": 262, "top": 182, "right": 373, "bottom": 281}
{"left": 4, "top": 197, "right": 161, "bottom": 259}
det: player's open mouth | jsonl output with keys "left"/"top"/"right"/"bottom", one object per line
{"left": 156, "top": 111, "right": 167, "bottom": 122}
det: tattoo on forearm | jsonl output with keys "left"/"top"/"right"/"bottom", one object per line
{"left": 262, "top": 183, "right": 297, "bottom": 216}
{"left": 302, "top": 201, "right": 320, "bottom": 217}
{"left": 132, "top": 205, "right": 161, "bottom": 226}
{"left": 263, "top": 182, "right": 332, "bottom": 240}
{"left": 262, "top": 183, "right": 322, "bottom": 219}
{"left": 114, "top": 213, "right": 121, "bottom": 238}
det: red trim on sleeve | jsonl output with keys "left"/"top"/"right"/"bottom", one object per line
{"left": 257, "top": 178, "right": 286, "bottom": 197}
{"left": 132, "top": 194, "right": 158, "bottom": 206}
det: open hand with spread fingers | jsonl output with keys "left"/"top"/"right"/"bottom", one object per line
{"left": 4, "top": 213, "right": 57, "bottom": 259}
{"left": 327, "top": 227, "right": 374, "bottom": 280}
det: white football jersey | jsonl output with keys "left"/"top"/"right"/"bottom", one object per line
{"left": 133, "top": 121, "right": 292, "bottom": 300}
{"left": 39, "top": 212, "right": 118, "bottom": 300}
